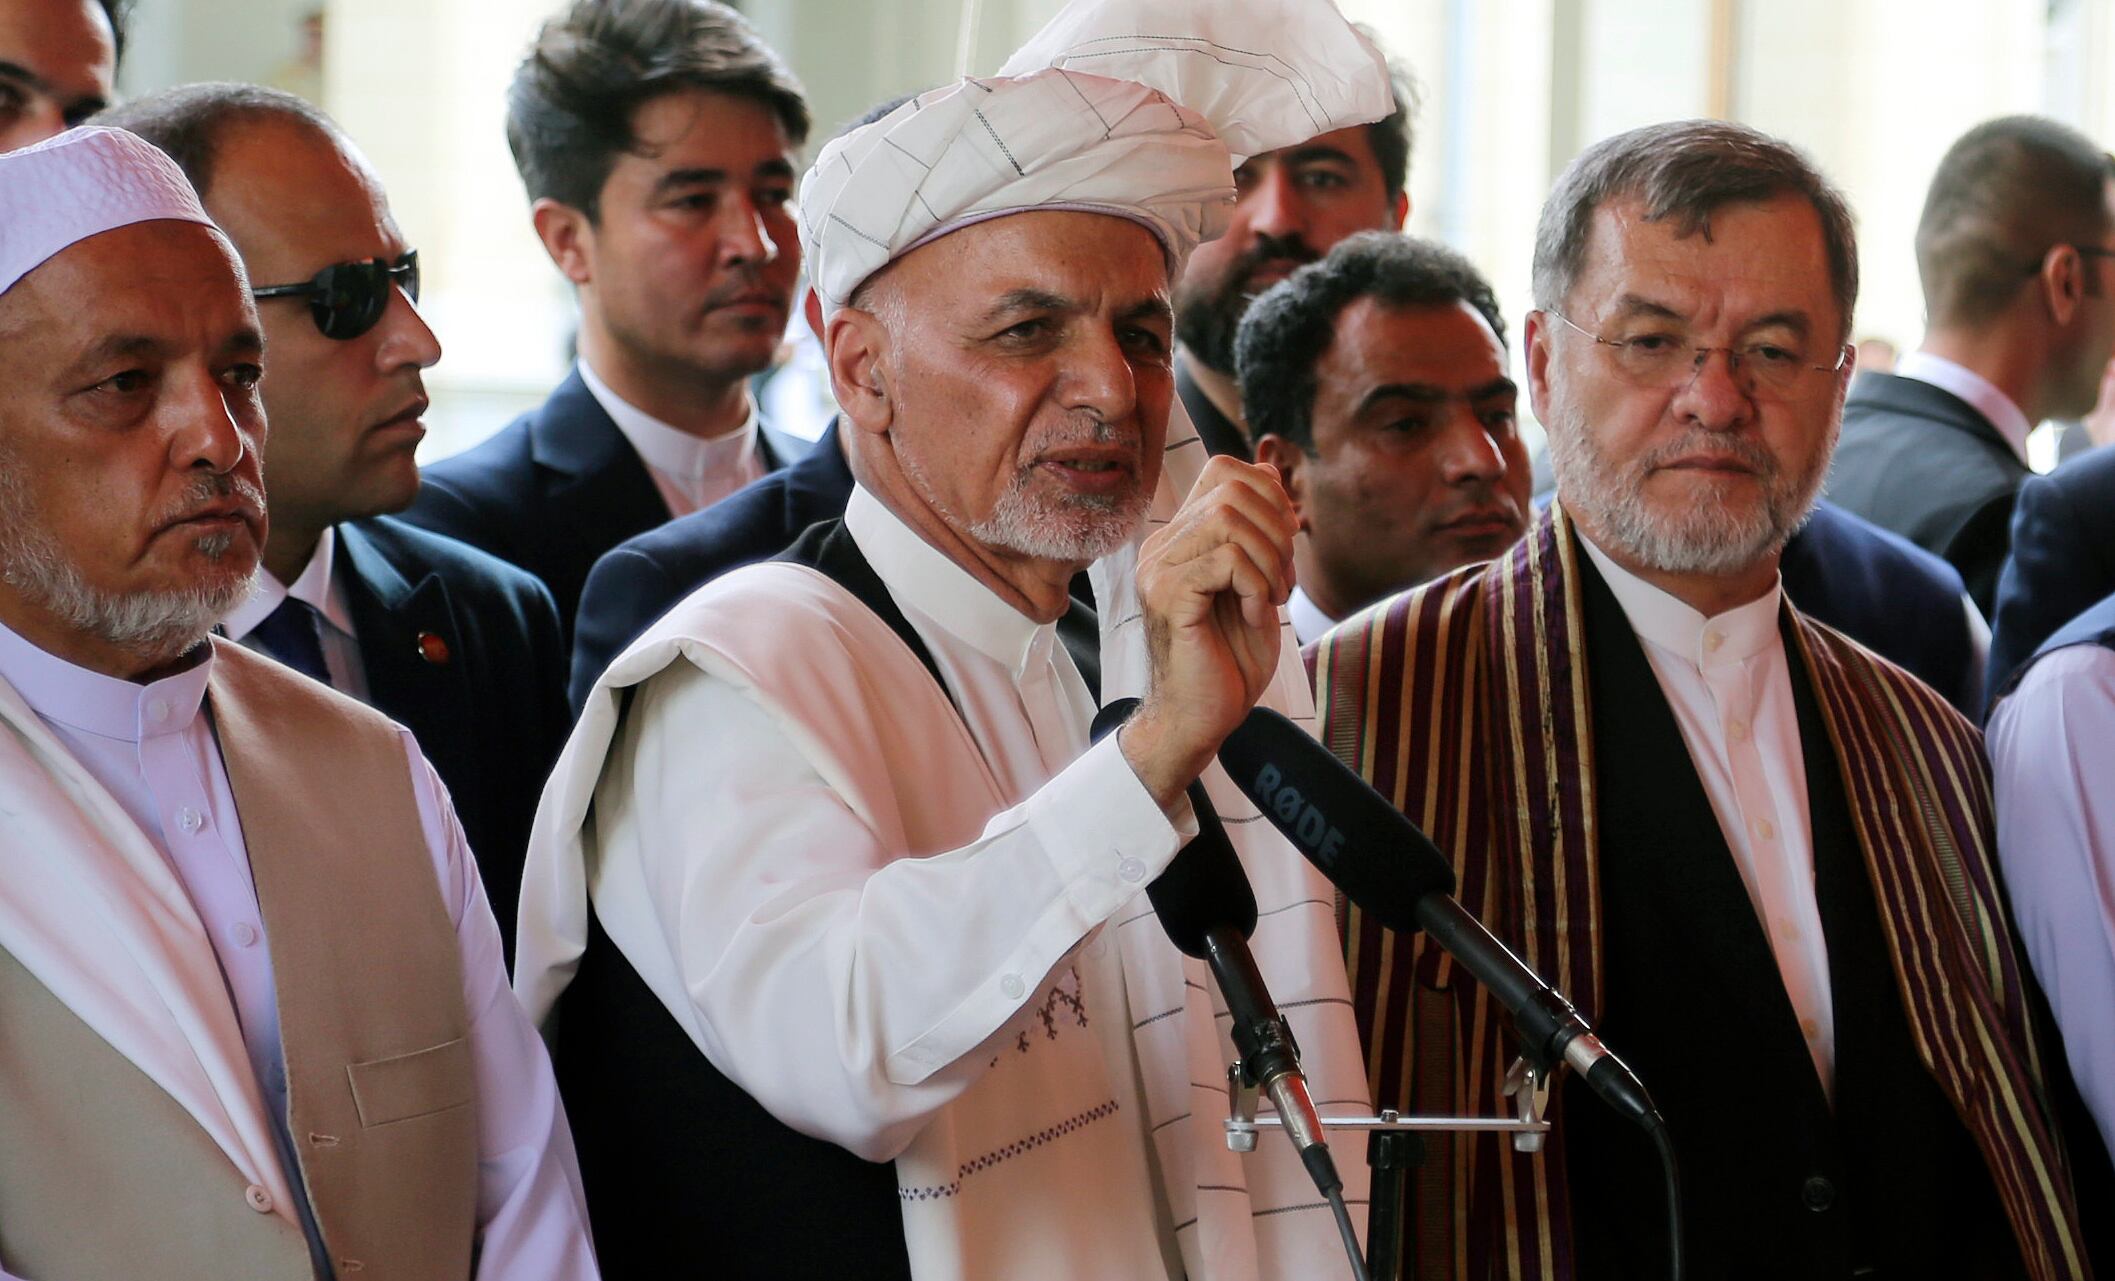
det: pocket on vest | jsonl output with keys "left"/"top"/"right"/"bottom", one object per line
{"left": 347, "top": 1036, "right": 474, "bottom": 1127}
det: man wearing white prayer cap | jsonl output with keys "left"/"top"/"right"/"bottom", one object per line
{"left": 514, "top": 0, "right": 1392, "bottom": 1277}
{"left": 0, "top": 128, "right": 597, "bottom": 1280}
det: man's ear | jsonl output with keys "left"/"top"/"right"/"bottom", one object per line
{"left": 1388, "top": 188, "right": 1410, "bottom": 231}
{"left": 827, "top": 305, "right": 895, "bottom": 437}
{"left": 1524, "top": 310, "right": 1556, "bottom": 425}
{"left": 1254, "top": 433, "right": 1313, "bottom": 532}
{"left": 531, "top": 198, "right": 595, "bottom": 287}
{"left": 2040, "top": 243, "right": 2086, "bottom": 328}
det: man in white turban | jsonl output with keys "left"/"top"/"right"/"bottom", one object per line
{"left": 0, "top": 128, "right": 596, "bottom": 1279}
{"left": 514, "top": 0, "right": 1393, "bottom": 1277}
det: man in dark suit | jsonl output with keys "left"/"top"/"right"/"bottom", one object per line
{"left": 1988, "top": 444, "right": 2115, "bottom": 702}
{"left": 571, "top": 417, "right": 852, "bottom": 709}
{"left": 1830, "top": 115, "right": 2115, "bottom": 615}
{"left": 404, "top": 0, "right": 813, "bottom": 640}
{"left": 100, "top": 86, "right": 571, "bottom": 952}
{"left": 1173, "top": 46, "right": 1413, "bottom": 461}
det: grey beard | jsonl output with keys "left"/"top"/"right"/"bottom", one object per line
{"left": 1546, "top": 415, "right": 1833, "bottom": 577}
{"left": 964, "top": 478, "right": 1146, "bottom": 563}
{"left": 0, "top": 469, "right": 257, "bottom": 667}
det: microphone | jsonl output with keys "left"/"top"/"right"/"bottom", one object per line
{"left": 1090, "top": 698, "right": 1343, "bottom": 1198}
{"left": 1217, "top": 706, "right": 1663, "bottom": 1136}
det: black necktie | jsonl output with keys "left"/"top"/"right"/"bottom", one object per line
{"left": 251, "top": 597, "right": 332, "bottom": 687}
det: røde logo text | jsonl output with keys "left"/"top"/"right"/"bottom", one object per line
{"left": 1253, "top": 764, "right": 1347, "bottom": 865}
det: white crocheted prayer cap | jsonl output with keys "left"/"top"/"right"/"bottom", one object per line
{"left": 798, "top": 0, "right": 1393, "bottom": 320}
{"left": 0, "top": 127, "right": 217, "bottom": 299}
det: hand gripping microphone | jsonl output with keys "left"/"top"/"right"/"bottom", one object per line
{"left": 1216, "top": 706, "right": 1663, "bottom": 1137}
{"left": 1090, "top": 698, "right": 1344, "bottom": 1200}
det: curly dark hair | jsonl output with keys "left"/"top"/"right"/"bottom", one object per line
{"left": 1237, "top": 231, "right": 1504, "bottom": 453}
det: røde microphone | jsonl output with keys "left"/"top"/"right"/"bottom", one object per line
{"left": 1090, "top": 699, "right": 1343, "bottom": 1199}
{"left": 1217, "top": 706, "right": 1663, "bottom": 1137}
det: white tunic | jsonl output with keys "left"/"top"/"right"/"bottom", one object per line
{"left": 519, "top": 409, "right": 1375, "bottom": 1281}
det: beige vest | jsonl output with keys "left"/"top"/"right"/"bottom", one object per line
{"left": 0, "top": 641, "right": 477, "bottom": 1278}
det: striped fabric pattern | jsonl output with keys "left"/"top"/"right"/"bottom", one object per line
{"left": 1310, "top": 504, "right": 2089, "bottom": 1280}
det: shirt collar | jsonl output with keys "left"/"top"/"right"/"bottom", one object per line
{"left": 220, "top": 526, "right": 353, "bottom": 642}
{"left": 0, "top": 615, "right": 212, "bottom": 743}
{"left": 578, "top": 358, "right": 760, "bottom": 482}
{"left": 1893, "top": 350, "right": 2033, "bottom": 465}
{"left": 1576, "top": 530, "right": 1782, "bottom": 670}
{"left": 1288, "top": 585, "right": 1336, "bottom": 646}
{"left": 844, "top": 484, "right": 1051, "bottom": 676}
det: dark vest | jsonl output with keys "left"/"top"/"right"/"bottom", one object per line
{"left": 552, "top": 519, "right": 1097, "bottom": 1279}
{"left": 1561, "top": 553, "right": 2019, "bottom": 1280}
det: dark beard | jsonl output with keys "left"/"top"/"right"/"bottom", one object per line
{"left": 1173, "top": 231, "right": 1319, "bottom": 374}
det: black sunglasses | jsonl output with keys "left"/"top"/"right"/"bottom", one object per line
{"left": 253, "top": 250, "right": 420, "bottom": 340}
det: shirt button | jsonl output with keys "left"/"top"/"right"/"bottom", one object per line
{"left": 1117, "top": 856, "right": 1147, "bottom": 884}
{"left": 1000, "top": 974, "right": 1026, "bottom": 1000}
{"left": 233, "top": 921, "right": 259, "bottom": 948}
{"left": 1726, "top": 717, "right": 1749, "bottom": 742}
{"left": 245, "top": 1183, "right": 274, "bottom": 1213}
{"left": 1802, "top": 1174, "right": 1835, "bottom": 1212}
{"left": 1754, "top": 817, "right": 1776, "bottom": 841}
{"left": 1703, "top": 630, "right": 1725, "bottom": 654}
{"left": 146, "top": 698, "right": 170, "bottom": 724}
{"left": 176, "top": 807, "right": 203, "bottom": 834}
{"left": 1800, "top": 1016, "right": 1821, "bottom": 1040}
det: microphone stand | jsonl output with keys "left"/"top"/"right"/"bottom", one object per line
{"left": 1222, "top": 1054, "right": 1556, "bottom": 1281}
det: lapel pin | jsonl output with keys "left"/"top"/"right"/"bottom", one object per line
{"left": 415, "top": 631, "right": 452, "bottom": 666}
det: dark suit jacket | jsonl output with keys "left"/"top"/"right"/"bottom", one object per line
{"left": 1829, "top": 371, "right": 2030, "bottom": 615}
{"left": 569, "top": 420, "right": 858, "bottom": 710}
{"left": 1986, "top": 444, "right": 2115, "bottom": 707}
{"left": 1779, "top": 500, "right": 1980, "bottom": 716}
{"left": 336, "top": 516, "right": 570, "bottom": 957}
{"left": 403, "top": 367, "right": 806, "bottom": 643}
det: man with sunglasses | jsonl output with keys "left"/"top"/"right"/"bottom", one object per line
{"left": 0, "top": 126, "right": 594, "bottom": 1281}
{"left": 1830, "top": 115, "right": 2115, "bottom": 619}
{"left": 0, "top": 0, "right": 117, "bottom": 154}
{"left": 403, "top": 0, "right": 814, "bottom": 644}
{"left": 100, "top": 85, "right": 573, "bottom": 958}
{"left": 1307, "top": 119, "right": 2088, "bottom": 1278}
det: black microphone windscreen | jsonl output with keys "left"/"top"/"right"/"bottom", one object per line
{"left": 1147, "top": 783, "right": 1259, "bottom": 956}
{"left": 1087, "top": 696, "right": 1257, "bottom": 957}
{"left": 1218, "top": 706, "right": 1455, "bottom": 934}
{"left": 1090, "top": 697, "right": 1141, "bottom": 744}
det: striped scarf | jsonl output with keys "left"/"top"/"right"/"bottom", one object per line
{"left": 1309, "top": 503, "right": 2089, "bottom": 1280}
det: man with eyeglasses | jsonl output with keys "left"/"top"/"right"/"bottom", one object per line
{"left": 1307, "top": 119, "right": 2088, "bottom": 1278}
{"left": 99, "top": 85, "right": 573, "bottom": 959}
{"left": 0, "top": 0, "right": 117, "bottom": 153}
{"left": 0, "top": 125, "right": 594, "bottom": 1281}
{"left": 1831, "top": 116, "right": 2115, "bottom": 621}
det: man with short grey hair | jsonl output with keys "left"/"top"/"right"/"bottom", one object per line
{"left": 1311, "top": 118, "right": 2087, "bottom": 1278}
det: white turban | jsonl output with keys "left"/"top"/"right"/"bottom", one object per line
{"left": 0, "top": 126, "right": 217, "bottom": 299}
{"left": 798, "top": 0, "right": 1395, "bottom": 319}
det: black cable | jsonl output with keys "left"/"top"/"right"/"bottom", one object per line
{"left": 1323, "top": 1185, "right": 1371, "bottom": 1281}
{"left": 1649, "top": 1117, "right": 1685, "bottom": 1281}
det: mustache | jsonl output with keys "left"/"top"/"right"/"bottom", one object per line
{"left": 1638, "top": 431, "right": 1780, "bottom": 477}
{"left": 1226, "top": 231, "right": 1320, "bottom": 291}
{"left": 1028, "top": 412, "right": 1141, "bottom": 453}
{"left": 155, "top": 472, "right": 266, "bottom": 528}
{"left": 701, "top": 267, "right": 789, "bottom": 309}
